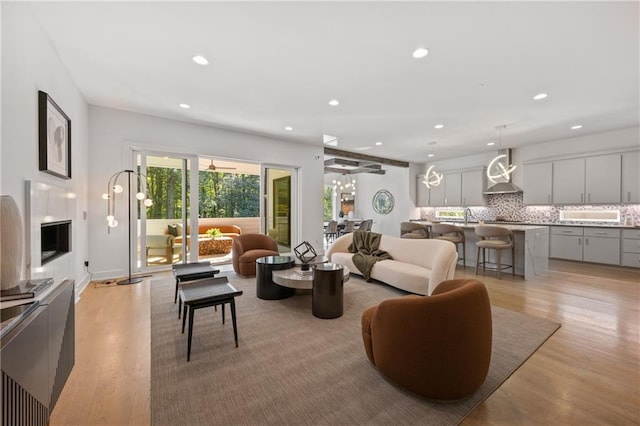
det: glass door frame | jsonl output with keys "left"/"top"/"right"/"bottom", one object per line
{"left": 260, "top": 164, "right": 299, "bottom": 253}
{"left": 134, "top": 149, "right": 199, "bottom": 272}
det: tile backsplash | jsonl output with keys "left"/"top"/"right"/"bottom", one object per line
{"left": 419, "top": 193, "right": 640, "bottom": 226}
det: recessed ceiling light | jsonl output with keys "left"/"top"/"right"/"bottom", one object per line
{"left": 487, "top": 142, "right": 495, "bottom": 146}
{"left": 428, "top": 153, "right": 435, "bottom": 158}
{"left": 412, "top": 47, "right": 429, "bottom": 59}
{"left": 179, "top": 103, "right": 191, "bottom": 109}
{"left": 284, "top": 126, "right": 293, "bottom": 131}
{"left": 570, "top": 125, "right": 583, "bottom": 130}
{"left": 434, "top": 124, "right": 444, "bottom": 129}
{"left": 375, "top": 141, "right": 383, "bottom": 146}
{"left": 192, "top": 55, "right": 209, "bottom": 66}
{"left": 328, "top": 99, "right": 340, "bottom": 106}
{"left": 533, "top": 93, "right": 548, "bottom": 100}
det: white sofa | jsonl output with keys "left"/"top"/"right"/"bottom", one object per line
{"left": 325, "top": 233, "right": 458, "bottom": 296}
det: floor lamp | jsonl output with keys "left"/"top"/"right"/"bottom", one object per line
{"left": 103, "top": 169, "right": 153, "bottom": 285}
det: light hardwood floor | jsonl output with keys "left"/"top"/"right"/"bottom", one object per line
{"left": 50, "top": 260, "right": 639, "bottom": 425}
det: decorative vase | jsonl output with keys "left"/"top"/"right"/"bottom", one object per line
{"left": 0, "top": 195, "right": 24, "bottom": 289}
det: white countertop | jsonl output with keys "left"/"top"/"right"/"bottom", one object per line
{"left": 415, "top": 221, "right": 548, "bottom": 232}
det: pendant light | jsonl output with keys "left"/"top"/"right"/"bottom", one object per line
{"left": 484, "top": 125, "right": 522, "bottom": 194}
{"left": 422, "top": 141, "right": 443, "bottom": 188}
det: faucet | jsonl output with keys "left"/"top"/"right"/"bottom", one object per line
{"left": 464, "top": 208, "right": 474, "bottom": 225}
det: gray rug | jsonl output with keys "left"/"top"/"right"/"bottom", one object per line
{"left": 151, "top": 274, "right": 560, "bottom": 426}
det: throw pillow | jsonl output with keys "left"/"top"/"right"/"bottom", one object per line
{"left": 167, "top": 223, "right": 183, "bottom": 236}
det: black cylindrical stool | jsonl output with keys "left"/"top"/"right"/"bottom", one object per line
{"left": 312, "top": 263, "right": 344, "bottom": 319}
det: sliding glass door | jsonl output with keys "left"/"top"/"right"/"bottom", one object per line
{"left": 135, "top": 151, "right": 198, "bottom": 270}
{"left": 261, "top": 165, "right": 298, "bottom": 253}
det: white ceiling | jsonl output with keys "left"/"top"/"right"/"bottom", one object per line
{"left": 26, "top": 1, "right": 639, "bottom": 162}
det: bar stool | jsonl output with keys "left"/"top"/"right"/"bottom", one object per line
{"left": 431, "top": 224, "right": 465, "bottom": 267}
{"left": 400, "top": 222, "right": 429, "bottom": 239}
{"left": 474, "top": 225, "right": 514, "bottom": 279}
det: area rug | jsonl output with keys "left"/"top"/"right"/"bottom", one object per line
{"left": 150, "top": 274, "right": 560, "bottom": 426}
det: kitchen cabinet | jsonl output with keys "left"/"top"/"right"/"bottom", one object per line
{"left": 584, "top": 154, "right": 621, "bottom": 203}
{"left": 550, "top": 227, "right": 621, "bottom": 265}
{"left": 549, "top": 227, "right": 583, "bottom": 261}
{"left": 523, "top": 162, "right": 552, "bottom": 205}
{"left": 428, "top": 176, "right": 445, "bottom": 206}
{"left": 416, "top": 175, "right": 430, "bottom": 207}
{"left": 553, "top": 153, "right": 622, "bottom": 204}
{"left": 461, "top": 169, "right": 486, "bottom": 206}
{"left": 443, "top": 172, "right": 462, "bottom": 206}
{"left": 622, "top": 151, "right": 640, "bottom": 203}
{"left": 552, "top": 158, "right": 585, "bottom": 204}
{"left": 622, "top": 228, "right": 640, "bottom": 268}
{"left": 582, "top": 228, "right": 621, "bottom": 265}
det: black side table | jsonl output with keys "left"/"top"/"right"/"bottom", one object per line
{"left": 179, "top": 277, "right": 243, "bottom": 361}
{"left": 312, "top": 263, "right": 344, "bottom": 319}
{"left": 172, "top": 262, "right": 220, "bottom": 303}
{"left": 256, "top": 256, "right": 295, "bottom": 300}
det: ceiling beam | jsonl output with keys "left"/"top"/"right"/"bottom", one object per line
{"left": 324, "top": 167, "right": 386, "bottom": 175}
{"left": 324, "top": 147, "right": 410, "bottom": 168}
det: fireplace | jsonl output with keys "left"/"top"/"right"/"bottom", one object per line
{"left": 41, "top": 220, "right": 71, "bottom": 265}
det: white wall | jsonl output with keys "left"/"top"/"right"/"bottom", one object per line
{"left": 352, "top": 166, "right": 417, "bottom": 237}
{"left": 1, "top": 3, "right": 90, "bottom": 291}
{"left": 88, "top": 106, "right": 325, "bottom": 278}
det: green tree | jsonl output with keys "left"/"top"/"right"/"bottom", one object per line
{"left": 144, "top": 167, "right": 260, "bottom": 219}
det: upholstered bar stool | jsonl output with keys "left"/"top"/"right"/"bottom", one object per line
{"left": 474, "top": 225, "right": 515, "bottom": 279}
{"left": 400, "top": 222, "right": 429, "bottom": 239}
{"left": 431, "top": 224, "right": 465, "bottom": 267}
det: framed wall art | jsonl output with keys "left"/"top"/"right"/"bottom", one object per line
{"left": 372, "top": 189, "right": 394, "bottom": 215}
{"left": 38, "top": 90, "right": 71, "bottom": 179}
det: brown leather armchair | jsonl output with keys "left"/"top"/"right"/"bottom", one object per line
{"left": 361, "top": 279, "right": 492, "bottom": 401}
{"left": 232, "top": 233, "right": 280, "bottom": 277}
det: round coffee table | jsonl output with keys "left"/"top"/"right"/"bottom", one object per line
{"left": 272, "top": 265, "right": 350, "bottom": 290}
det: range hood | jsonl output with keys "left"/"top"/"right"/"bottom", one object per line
{"left": 483, "top": 181, "right": 523, "bottom": 194}
{"left": 483, "top": 148, "right": 523, "bottom": 194}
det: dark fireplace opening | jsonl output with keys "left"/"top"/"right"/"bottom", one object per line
{"left": 41, "top": 220, "right": 71, "bottom": 265}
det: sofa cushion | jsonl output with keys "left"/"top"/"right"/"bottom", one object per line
{"left": 371, "top": 260, "right": 430, "bottom": 296}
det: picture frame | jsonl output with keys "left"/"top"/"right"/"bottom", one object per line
{"left": 38, "top": 90, "right": 71, "bottom": 179}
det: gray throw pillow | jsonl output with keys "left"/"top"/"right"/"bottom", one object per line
{"left": 167, "top": 223, "right": 183, "bottom": 236}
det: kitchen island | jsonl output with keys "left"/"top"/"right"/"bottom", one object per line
{"left": 416, "top": 222, "right": 549, "bottom": 280}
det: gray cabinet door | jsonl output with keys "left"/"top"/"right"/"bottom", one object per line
{"left": 523, "top": 162, "right": 552, "bottom": 205}
{"left": 444, "top": 172, "right": 462, "bottom": 206}
{"left": 462, "top": 169, "right": 486, "bottom": 206}
{"left": 416, "top": 175, "right": 430, "bottom": 207}
{"left": 583, "top": 236, "right": 620, "bottom": 265}
{"left": 553, "top": 158, "right": 585, "bottom": 204}
{"left": 550, "top": 234, "right": 583, "bottom": 260}
{"left": 429, "top": 177, "right": 445, "bottom": 206}
{"left": 622, "top": 151, "right": 640, "bottom": 203}
{"left": 585, "top": 154, "right": 621, "bottom": 203}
